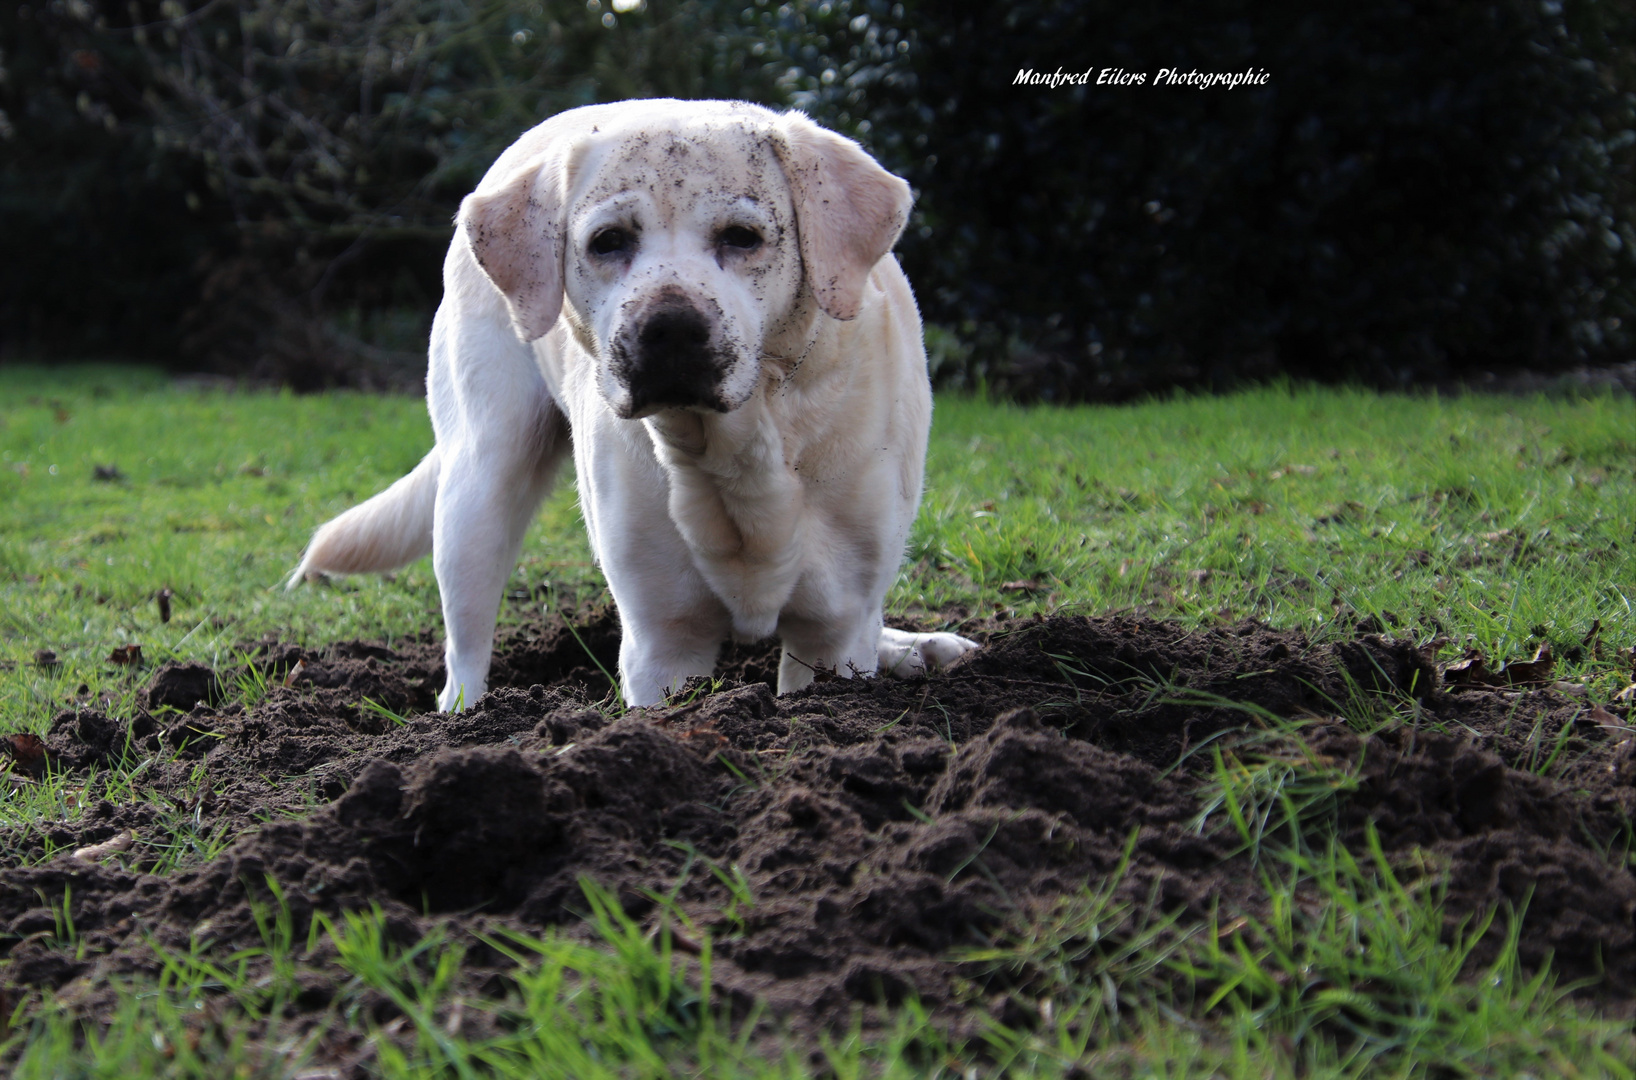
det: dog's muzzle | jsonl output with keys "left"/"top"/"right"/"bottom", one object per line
{"left": 612, "top": 297, "right": 730, "bottom": 417}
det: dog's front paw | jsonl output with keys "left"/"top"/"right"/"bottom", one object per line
{"left": 877, "top": 627, "right": 980, "bottom": 679}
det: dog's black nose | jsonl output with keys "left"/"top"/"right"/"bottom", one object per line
{"left": 621, "top": 301, "right": 727, "bottom": 414}
{"left": 639, "top": 306, "right": 711, "bottom": 363}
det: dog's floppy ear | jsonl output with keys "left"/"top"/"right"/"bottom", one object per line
{"left": 776, "top": 111, "right": 913, "bottom": 321}
{"left": 460, "top": 160, "right": 566, "bottom": 342}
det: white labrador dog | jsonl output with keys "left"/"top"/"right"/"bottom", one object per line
{"left": 290, "top": 99, "right": 977, "bottom": 709}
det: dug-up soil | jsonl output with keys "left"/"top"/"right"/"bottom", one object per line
{"left": 3, "top": 609, "right": 1635, "bottom": 1065}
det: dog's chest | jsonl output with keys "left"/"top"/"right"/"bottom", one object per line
{"left": 648, "top": 412, "right": 807, "bottom": 637}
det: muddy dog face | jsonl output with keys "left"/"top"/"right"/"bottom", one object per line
{"left": 459, "top": 100, "right": 913, "bottom": 419}
{"left": 566, "top": 113, "right": 803, "bottom": 418}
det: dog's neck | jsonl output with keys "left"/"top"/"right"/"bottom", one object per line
{"left": 642, "top": 385, "right": 803, "bottom": 640}
{"left": 637, "top": 303, "right": 846, "bottom": 636}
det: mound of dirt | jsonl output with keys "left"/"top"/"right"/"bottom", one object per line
{"left": 3, "top": 611, "right": 1633, "bottom": 1054}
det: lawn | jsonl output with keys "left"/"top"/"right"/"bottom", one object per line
{"left": 0, "top": 363, "right": 1633, "bottom": 1076}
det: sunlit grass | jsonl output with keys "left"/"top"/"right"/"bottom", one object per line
{"left": 909, "top": 390, "right": 1636, "bottom": 682}
{"left": 3, "top": 363, "right": 1635, "bottom": 1076}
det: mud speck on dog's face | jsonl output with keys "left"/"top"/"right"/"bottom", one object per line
{"left": 564, "top": 111, "right": 803, "bottom": 419}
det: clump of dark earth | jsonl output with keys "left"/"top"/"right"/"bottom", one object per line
{"left": 143, "top": 660, "right": 226, "bottom": 713}
{"left": 3, "top": 609, "right": 1634, "bottom": 1065}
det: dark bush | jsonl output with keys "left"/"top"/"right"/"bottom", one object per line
{"left": 1, "top": 0, "right": 783, "bottom": 385}
{"left": 775, "top": 0, "right": 1636, "bottom": 397}
{"left": 4, "top": 0, "right": 1634, "bottom": 396}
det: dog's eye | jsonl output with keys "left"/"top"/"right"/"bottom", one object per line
{"left": 590, "top": 228, "right": 632, "bottom": 256}
{"left": 718, "top": 226, "right": 762, "bottom": 251}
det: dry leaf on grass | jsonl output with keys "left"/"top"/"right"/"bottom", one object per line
{"left": 1583, "top": 704, "right": 1631, "bottom": 732}
{"left": 1, "top": 733, "right": 50, "bottom": 775}
{"left": 1445, "top": 644, "right": 1559, "bottom": 689}
{"left": 1501, "top": 643, "right": 1555, "bottom": 686}
{"left": 107, "top": 644, "right": 143, "bottom": 666}
{"left": 1444, "top": 649, "right": 1501, "bottom": 687}
{"left": 2, "top": 733, "right": 50, "bottom": 777}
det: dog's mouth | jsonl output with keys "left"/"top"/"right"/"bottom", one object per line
{"left": 608, "top": 296, "right": 740, "bottom": 418}
{"left": 614, "top": 393, "right": 734, "bottom": 421}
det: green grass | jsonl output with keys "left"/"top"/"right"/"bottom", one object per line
{"left": 2, "top": 363, "right": 1635, "bottom": 1076}
{"left": 3, "top": 366, "right": 1633, "bottom": 717}
{"left": 908, "top": 389, "right": 1635, "bottom": 679}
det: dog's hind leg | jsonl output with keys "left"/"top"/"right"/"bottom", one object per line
{"left": 434, "top": 404, "right": 569, "bottom": 711}
{"left": 876, "top": 626, "right": 980, "bottom": 678}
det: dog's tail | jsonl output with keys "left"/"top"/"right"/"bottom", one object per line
{"left": 286, "top": 447, "right": 441, "bottom": 589}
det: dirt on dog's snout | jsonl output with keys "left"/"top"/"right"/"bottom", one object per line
{"left": 3, "top": 610, "right": 1634, "bottom": 1048}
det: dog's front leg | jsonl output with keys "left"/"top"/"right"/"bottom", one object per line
{"left": 433, "top": 426, "right": 564, "bottom": 711}
{"left": 567, "top": 407, "right": 735, "bottom": 707}
{"left": 776, "top": 610, "right": 884, "bottom": 694}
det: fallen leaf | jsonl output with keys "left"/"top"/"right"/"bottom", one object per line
{"left": 669, "top": 927, "right": 704, "bottom": 955}
{"left": 1550, "top": 681, "right": 1587, "bottom": 697}
{"left": 1585, "top": 704, "right": 1630, "bottom": 732}
{"left": 680, "top": 728, "right": 728, "bottom": 750}
{"left": 1315, "top": 501, "right": 1363, "bottom": 526}
{"left": 1501, "top": 643, "right": 1554, "bottom": 686}
{"left": 444, "top": 996, "right": 465, "bottom": 1037}
{"left": 283, "top": 659, "right": 307, "bottom": 687}
{"left": 107, "top": 644, "right": 143, "bottom": 666}
{"left": 1000, "top": 579, "right": 1045, "bottom": 594}
{"left": 71, "top": 831, "right": 135, "bottom": 862}
{"left": 3, "top": 734, "right": 50, "bottom": 777}
{"left": 1444, "top": 650, "right": 1500, "bottom": 687}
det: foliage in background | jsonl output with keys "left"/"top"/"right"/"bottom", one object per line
{"left": 782, "top": 0, "right": 1636, "bottom": 397}
{"left": 0, "top": 0, "right": 782, "bottom": 387}
{"left": 4, "top": 0, "right": 1636, "bottom": 396}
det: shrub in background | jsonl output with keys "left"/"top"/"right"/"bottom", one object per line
{"left": 772, "top": 0, "right": 1636, "bottom": 397}
{"left": 4, "top": 0, "right": 1635, "bottom": 397}
{"left": 0, "top": 0, "right": 779, "bottom": 386}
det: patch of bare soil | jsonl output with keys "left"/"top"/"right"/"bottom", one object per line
{"left": 3, "top": 611, "right": 1633, "bottom": 1066}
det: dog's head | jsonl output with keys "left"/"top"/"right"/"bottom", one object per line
{"left": 458, "top": 100, "right": 912, "bottom": 419}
